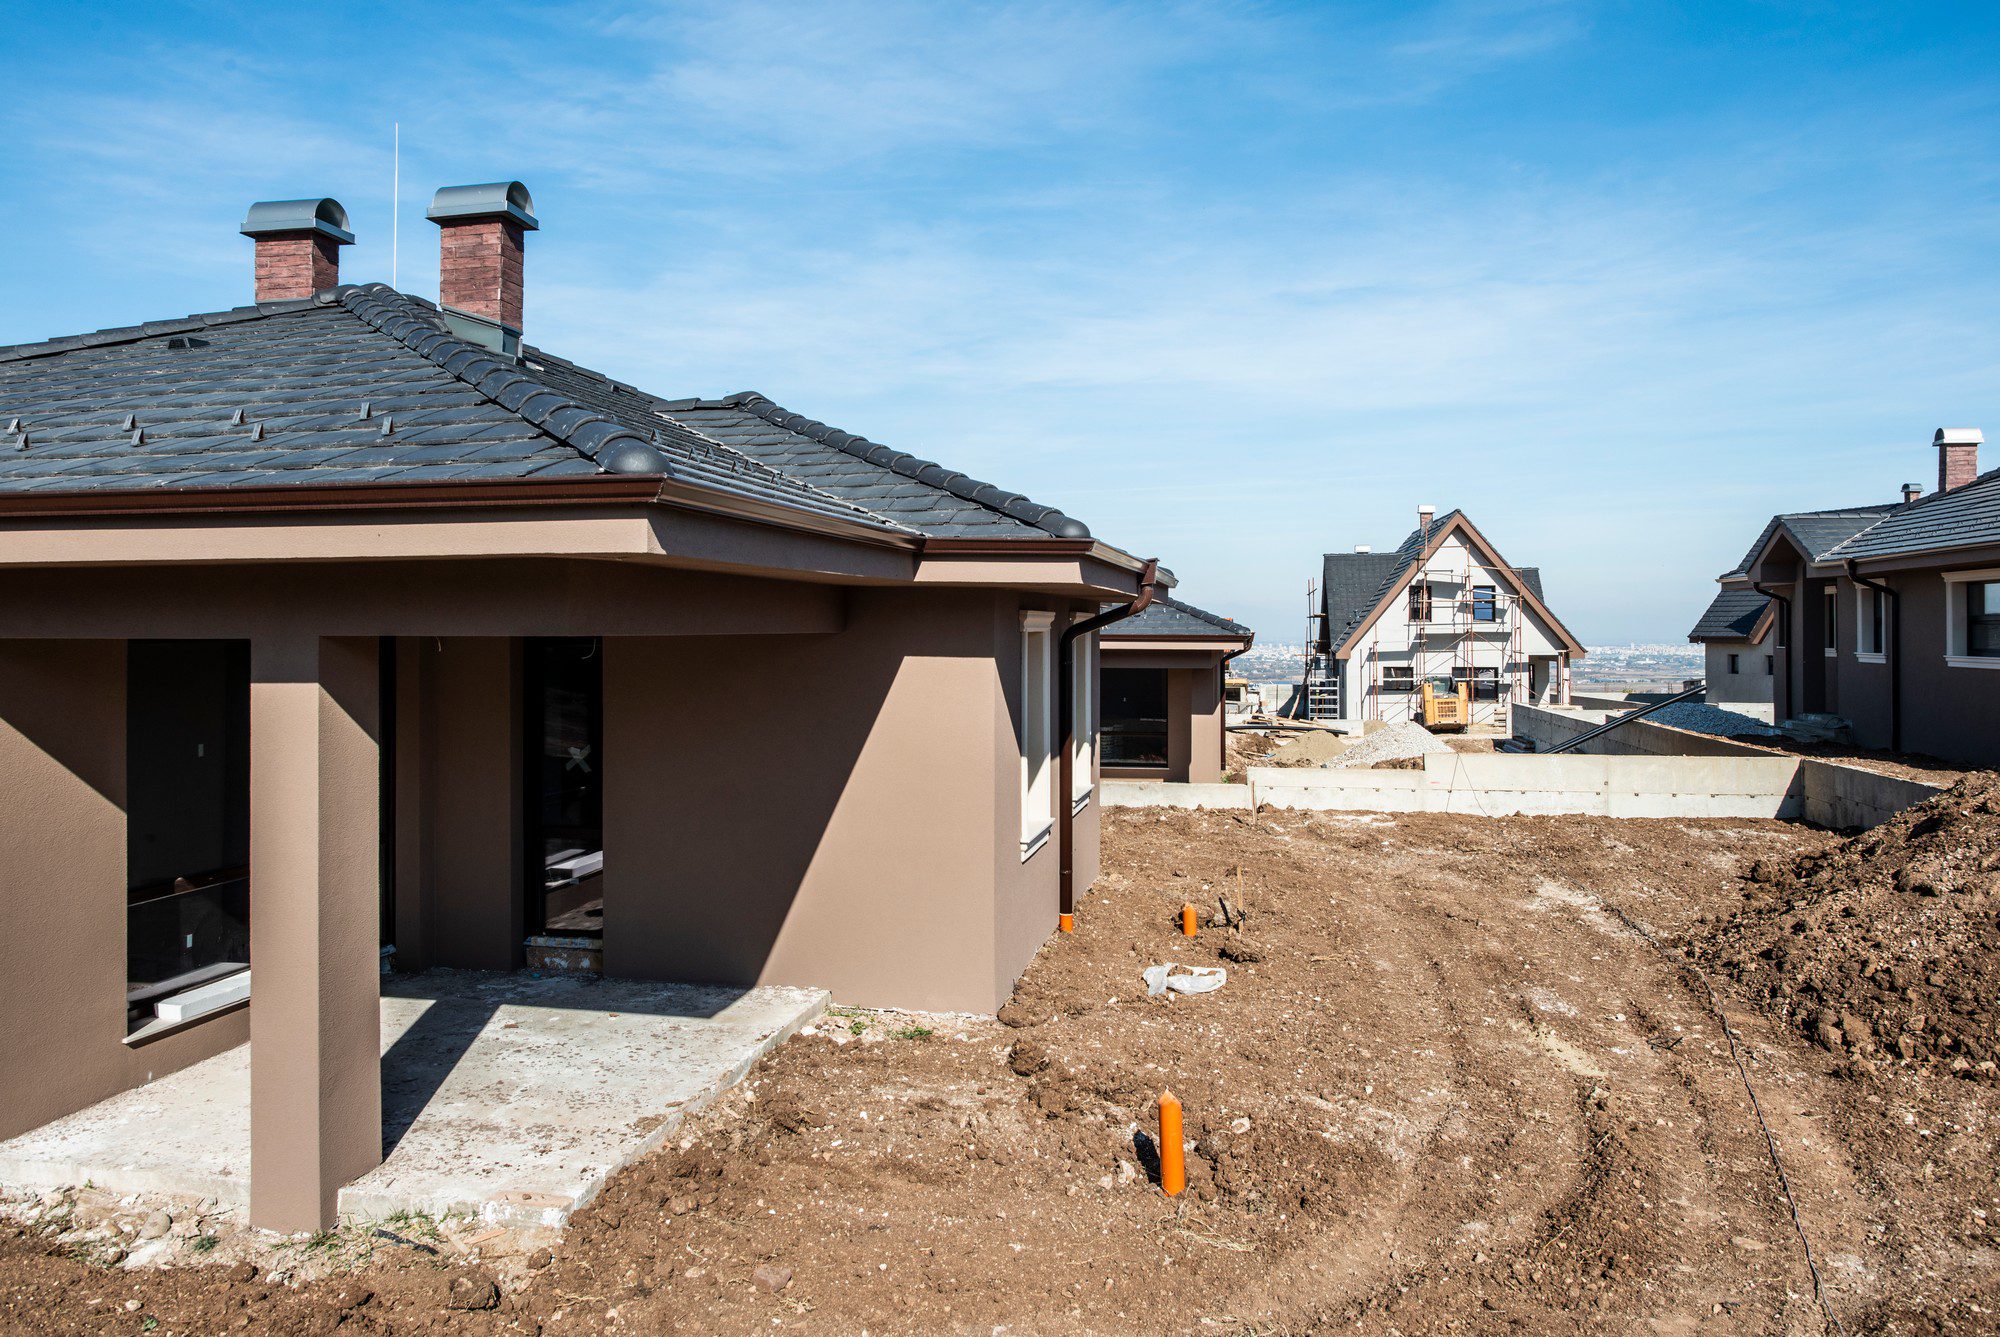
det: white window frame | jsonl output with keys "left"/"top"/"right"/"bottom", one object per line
{"left": 1070, "top": 627, "right": 1094, "bottom": 813}
{"left": 1854, "top": 584, "right": 1886, "bottom": 662}
{"left": 1943, "top": 568, "right": 2000, "bottom": 670}
{"left": 1020, "top": 612, "right": 1056, "bottom": 857}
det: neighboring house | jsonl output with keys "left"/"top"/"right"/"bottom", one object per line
{"left": 0, "top": 187, "right": 1165, "bottom": 1231}
{"left": 1687, "top": 587, "right": 1777, "bottom": 709}
{"left": 1097, "top": 595, "right": 1253, "bottom": 784}
{"left": 1736, "top": 429, "right": 2000, "bottom": 765}
{"left": 1308, "top": 507, "right": 1583, "bottom": 730}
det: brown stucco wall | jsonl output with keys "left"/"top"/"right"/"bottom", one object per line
{"left": 418, "top": 639, "right": 524, "bottom": 971}
{"left": 0, "top": 640, "right": 248, "bottom": 1143}
{"left": 1814, "top": 570, "right": 2000, "bottom": 767}
{"left": 602, "top": 588, "right": 1085, "bottom": 1014}
{"left": 1099, "top": 646, "right": 1232, "bottom": 785}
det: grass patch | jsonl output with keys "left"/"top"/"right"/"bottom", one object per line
{"left": 890, "top": 1025, "right": 934, "bottom": 1041}
{"left": 190, "top": 1234, "right": 220, "bottom": 1254}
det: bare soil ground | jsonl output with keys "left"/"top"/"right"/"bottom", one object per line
{"left": 6, "top": 807, "right": 1999, "bottom": 1334}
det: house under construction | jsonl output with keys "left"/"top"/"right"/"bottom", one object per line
{"left": 1306, "top": 506, "right": 1584, "bottom": 730}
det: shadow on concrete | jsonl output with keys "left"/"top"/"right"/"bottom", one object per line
{"left": 377, "top": 970, "right": 754, "bottom": 1155}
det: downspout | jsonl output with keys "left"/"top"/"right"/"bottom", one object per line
{"left": 1057, "top": 558, "right": 1160, "bottom": 932}
{"left": 1753, "top": 582, "right": 1792, "bottom": 721}
{"left": 1220, "top": 638, "right": 1254, "bottom": 774}
{"left": 1847, "top": 560, "right": 1900, "bottom": 753}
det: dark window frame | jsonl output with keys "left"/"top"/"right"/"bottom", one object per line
{"left": 1380, "top": 665, "right": 1415, "bottom": 694}
{"left": 1101, "top": 666, "right": 1172, "bottom": 768}
{"left": 1471, "top": 585, "right": 1498, "bottom": 623}
{"left": 1452, "top": 665, "right": 1501, "bottom": 701}
{"left": 1726, "top": 653, "right": 1739, "bottom": 674}
{"left": 1968, "top": 580, "right": 2000, "bottom": 659}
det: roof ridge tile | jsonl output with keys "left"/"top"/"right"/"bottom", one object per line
{"left": 726, "top": 392, "right": 1091, "bottom": 539}
{"left": 337, "top": 284, "right": 670, "bottom": 477}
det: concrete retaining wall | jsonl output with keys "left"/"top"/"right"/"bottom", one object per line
{"left": 1100, "top": 781, "right": 1254, "bottom": 810}
{"left": 1795, "top": 763, "right": 1941, "bottom": 829}
{"left": 1251, "top": 752, "right": 1805, "bottom": 818}
{"left": 1512, "top": 704, "right": 1943, "bottom": 828}
{"left": 1103, "top": 749, "right": 1943, "bottom": 826}
{"left": 1513, "top": 704, "right": 1772, "bottom": 758}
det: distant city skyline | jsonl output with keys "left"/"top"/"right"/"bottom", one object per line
{"left": 5, "top": 3, "right": 1998, "bottom": 644}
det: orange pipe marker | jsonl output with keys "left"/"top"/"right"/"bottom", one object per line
{"left": 1158, "top": 1091, "right": 1185, "bottom": 1197}
{"left": 1180, "top": 903, "right": 1198, "bottom": 937}
{"left": 1059, "top": 912, "right": 1075, "bottom": 933}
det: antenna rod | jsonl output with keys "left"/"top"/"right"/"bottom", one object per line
{"left": 392, "top": 122, "right": 400, "bottom": 288}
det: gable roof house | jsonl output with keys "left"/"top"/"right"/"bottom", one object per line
{"left": 1096, "top": 595, "right": 1253, "bottom": 784}
{"left": 0, "top": 187, "right": 1165, "bottom": 1231}
{"left": 1308, "top": 507, "right": 1583, "bottom": 731}
{"left": 1733, "top": 429, "right": 2000, "bottom": 764}
{"left": 1689, "top": 505, "right": 1895, "bottom": 714}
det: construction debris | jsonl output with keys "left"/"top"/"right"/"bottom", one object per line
{"left": 1141, "top": 963, "right": 1226, "bottom": 996}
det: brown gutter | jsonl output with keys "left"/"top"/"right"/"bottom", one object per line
{"left": 0, "top": 473, "right": 928, "bottom": 552}
{"left": 1752, "top": 581, "right": 1793, "bottom": 722}
{"left": 0, "top": 475, "right": 669, "bottom": 518}
{"left": 1846, "top": 560, "right": 1900, "bottom": 752}
{"left": 1057, "top": 557, "right": 1160, "bottom": 928}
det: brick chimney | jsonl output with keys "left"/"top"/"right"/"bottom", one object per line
{"left": 240, "top": 199, "right": 352, "bottom": 302}
{"left": 1902, "top": 482, "right": 1922, "bottom": 505}
{"left": 1936, "top": 428, "right": 1982, "bottom": 494}
{"left": 1417, "top": 504, "right": 1436, "bottom": 531}
{"left": 427, "top": 182, "right": 538, "bottom": 355}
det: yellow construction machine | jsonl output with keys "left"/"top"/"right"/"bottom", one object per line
{"left": 1419, "top": 680, "right": 1471, "bottom": 732}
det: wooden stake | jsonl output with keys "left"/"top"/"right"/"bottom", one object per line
{"left": 1158, "top": 1091, "right": 1185, "bottom": 1197}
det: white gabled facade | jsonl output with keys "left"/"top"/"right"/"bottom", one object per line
{"left": 1315, "top": 511, "right": 1580, "bottom": 731}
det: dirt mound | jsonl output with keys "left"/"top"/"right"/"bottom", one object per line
{"left": 1693, "top": 772, "right": 2000, "bottom": 1078}
{"left": 1260, "top": 727, "right": 1349, "bottom": 766}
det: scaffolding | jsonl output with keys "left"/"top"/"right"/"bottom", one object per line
{"left": 1302, "top": 578, "right": 1339, "bottom": 720}
{"left": 1367, "top": 545, "right": 1528, "bottom": 731}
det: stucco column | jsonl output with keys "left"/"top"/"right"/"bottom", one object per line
{"left": 249, "top": 635, "right": 382, "bottom": 1233}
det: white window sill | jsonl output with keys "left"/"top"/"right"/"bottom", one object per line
{"left": 1945, "top": 655, "right": 2000, "bottom": 670}
{"left": 1855, "top": 652, "right": 1886, "bottom": 664}
{"left": 1823, "top": 648, "right": 1837, "bottom": 657}
{"left": 1021, "top": 823, "right": 1053, "bottom": 861}
{"left": 1071, "top": 787, "right": 1093, "bottom": 816}
{"left": 125, "top": 968, "right": 250, "bottom": 1046}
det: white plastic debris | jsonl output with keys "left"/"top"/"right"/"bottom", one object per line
{"left": 1142, "top": 964, "right": 1227, "bottom": 996}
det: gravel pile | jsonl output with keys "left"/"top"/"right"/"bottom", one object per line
{"left": 1322, "top": 721, "right": 1454, "bottom": 769}
{"left": 1631, "top": 701, "right": 1781, "bottom": 739}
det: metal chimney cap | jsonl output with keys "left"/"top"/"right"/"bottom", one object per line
{"left": 240, "top": 198, "right": 353, "bottom": 244}
{"left": 427, "top": 181, "right": 539, "bottom": 231}
{"left": 1353, "top": 544, "right": 1372, "bottom": 553}
{"left": 1935, "top": 427, "right": 1984, "bottom": 445}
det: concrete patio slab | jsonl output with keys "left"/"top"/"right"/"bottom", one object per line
{"left": 0, "top": 970, "right": 827, "bottom": 1228}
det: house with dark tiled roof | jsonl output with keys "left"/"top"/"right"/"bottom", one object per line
{"left": 1094, "top": 595, "right": 1253, "bottom": 783}
{"left": 0, "top": 186, "right": 1168, "bottom": 1231}
{"left": 1308, "top": 507, "right": 1583, "bottom": 730}
{"left": 1686, "top": 505, "right": 1896, "bottom": 715}
{"left": 1687, "top": 587, "right": 1777, "bottom": 709}
{"left": 1725, "top": 429, "right": 2000, "bottom": 763}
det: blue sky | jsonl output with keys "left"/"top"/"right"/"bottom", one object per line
{"left": 5, "top": 1, "right": 2000, "bottom": 644}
